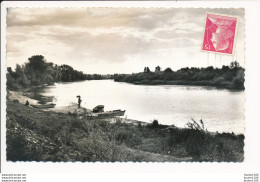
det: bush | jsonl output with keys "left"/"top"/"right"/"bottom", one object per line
{"left": 115, "top": 129, "right": 132, "bottom": 142}
{"left": 151, "top": 120, "right": 159, "bottom": 128}
{"left": 115, "top": 118, "right": 122, "bottom": 125}
{"left": 44, "top": 74, "right": 54, "bottom": 85}
{"left": 233, "top": 69, "right": 245, "bottom": 89}
{"left": 6, "top": 74, "right": 19, "bottom": 90}
{"left": 164, "top": 67, "right": 173, "bottom": 73}
{"left": 184, "top": 129, "right": 207, "bottom": 160}
{"left": 12, "top": 99, "right": 19, "bottom": 103}
{"left": 7, "top": 128, "right": 43, "bottom": 161}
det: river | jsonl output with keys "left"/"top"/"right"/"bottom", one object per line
{"left": 41, "top": 80, "right": 244, "bottom": 134}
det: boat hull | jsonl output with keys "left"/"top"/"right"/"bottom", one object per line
{"left": 31, "top": 103, "right": 56, "bottom": 109}
{"left": 86, "top": 110, "right": 125, "bottom": 118}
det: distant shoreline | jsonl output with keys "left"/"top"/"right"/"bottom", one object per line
{"left": 114, "top": 65, "right": 245, "bottom": 90}
{"left": 114, "top": 79, "right": 244, "bottom": 91}
{"left": 7, "top": 55, "right": 245, "bottom": 92}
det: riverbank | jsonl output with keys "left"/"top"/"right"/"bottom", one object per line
{"left": 6, "top": 90, "right": 244, "bottom": 162}
{"left": 114, "top": 66, "right": 245, "bottom": 90}
{"left": 117, "top": 79, "right": 241, "bottom": 90}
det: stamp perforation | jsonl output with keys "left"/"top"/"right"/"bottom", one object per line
{"left": 201, "top": 12, "right": 240, "bottom": 56}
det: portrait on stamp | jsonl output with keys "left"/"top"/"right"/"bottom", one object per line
{"left": 202, "top": 13, "right": 238, "bottom": 54}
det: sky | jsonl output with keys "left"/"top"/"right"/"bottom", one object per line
{"left": 6, "top": 8, "right": 244, "bottom": 74}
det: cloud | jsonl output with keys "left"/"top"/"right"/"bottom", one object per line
{"left": 6, "top": 8, "right": 245, "bottom": 74}
{"left": 7, "top": 8, "right": 204, "bottom": 30}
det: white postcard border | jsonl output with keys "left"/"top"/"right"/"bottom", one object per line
{"left": 1, "top": 1, "right": 260, "bottom": 180}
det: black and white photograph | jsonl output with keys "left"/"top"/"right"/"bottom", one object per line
{"left": 4, "top": 7, "right": 246, "bottom": 163}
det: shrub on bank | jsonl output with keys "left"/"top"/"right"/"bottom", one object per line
{"left": 166, "top": 128, "right": 244, "bottom": 161}
{"left": 115, "top": 129, "right": 132, "bottom": 142}
{"left": 151, "top": 119, "right": 159, "bottom": 128}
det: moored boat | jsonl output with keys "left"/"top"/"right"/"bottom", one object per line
{"left": 86, "top": 110, "right": 126, "bottom": 118}
{"left": 92, "top": 105, "right": 104, "bottom": 113}
{"left": 31, "top": 103, "right": 56, "bottom": 109}
{"left": 87, "top": 105, "right": 125, "bottom": 118}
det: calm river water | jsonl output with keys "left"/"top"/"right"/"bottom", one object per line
{"left": 42, "top": 80, "right": 244, "bottom": 134}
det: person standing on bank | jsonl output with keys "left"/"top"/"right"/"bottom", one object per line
{"left": 77, "top": 95, "right": 82, "bottom": 108}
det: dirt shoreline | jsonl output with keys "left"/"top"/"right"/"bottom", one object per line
{"left": 8, "top": 90, "right": 39, "bottom": 105}
{"left": 8, "top": 90, "right": 148, "bottom": 126}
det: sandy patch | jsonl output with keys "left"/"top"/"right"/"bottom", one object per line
{"left": 48, "top": 104, "right": 91, "bottom": 114}
{"left": 7, "top": 90, "right": 145, "bottom": 126}
{"left": 8, "top": 91, "right": 39, "bottom": 105}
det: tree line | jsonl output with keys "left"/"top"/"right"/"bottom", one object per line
{"left": 7, "top": 55, "right": 244, "bottom": 90}
{"left": 7, "top": 55, "right": 113, "bottom": 90}
{"left": 114, "top": 61, "right": 245, "bottom": 90}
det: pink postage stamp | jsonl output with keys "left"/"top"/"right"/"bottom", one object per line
{"left": 202, "top": 13, "right": 238, "bottom": 55}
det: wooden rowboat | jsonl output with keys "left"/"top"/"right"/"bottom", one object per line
{"left": 86, "top": 109, "right": 125, "bottom": 118}
{"left": 31, "top": 103, "right": 56, "bottom": 109}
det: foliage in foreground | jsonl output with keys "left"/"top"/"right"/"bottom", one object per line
{"left": 7, "top": 101, "right": 244, "bottom": 162}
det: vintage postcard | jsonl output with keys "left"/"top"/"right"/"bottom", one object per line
{"left": 1, "top": 1, "right": 260, "bottom": 181}
{"left": 3, "top": 7, "right": 245, "bottom": 162}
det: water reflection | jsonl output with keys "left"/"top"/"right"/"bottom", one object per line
{"left": 39, "top": 80, "right": 244, "bottom": 134}
{"left": 26, "top": 86, "right": 55, "bottom": 104}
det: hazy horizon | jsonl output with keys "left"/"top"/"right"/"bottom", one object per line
{"left": 7, "top": 8, "right": 245, "bottom": 74}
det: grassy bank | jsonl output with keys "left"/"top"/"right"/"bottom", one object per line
{"left": 6, "top": 98, "right": 244, "bottom": 162}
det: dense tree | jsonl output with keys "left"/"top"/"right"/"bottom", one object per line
{"left": 146, "top": 67, "right": 150, "bottom": 73}
{"left": 179, "top": 67, "right": 189, "bottom": 72}
{"left": 6, "top": 55, "right": 112, "bottom": 90}
{"left": 15, "top": 64, "right": 29, "bottom": 87}
{"left": 7, "top": 67, "right": 13, "bottom": 74}
{"left": 164, "top": 67, "right": 173, "bottom": 73}
{"left": 24, "top": 55, "right": 48, "bottom": 85}
{"left": 155, "top": 66, "right": 161, "bottom": 72}
{"left": 144, "top": 67, "right": 151, "bottom": 73}
{"left": 7, "top": 55, "right": 245, "bottom": 91}
{"left": 205, "top": 66, "right": 214, "bottom": 71}
{"left": 114, "top": 63, "right": 245, "bottom": 90}
{"left": 27, "top": 55, "right": 48, "bottom": 73}
{"left": 230, "top": 61, "right": 240, "bottom": 69}
{"left": 221, "top": 65, "right": 230, "bottom": 71}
